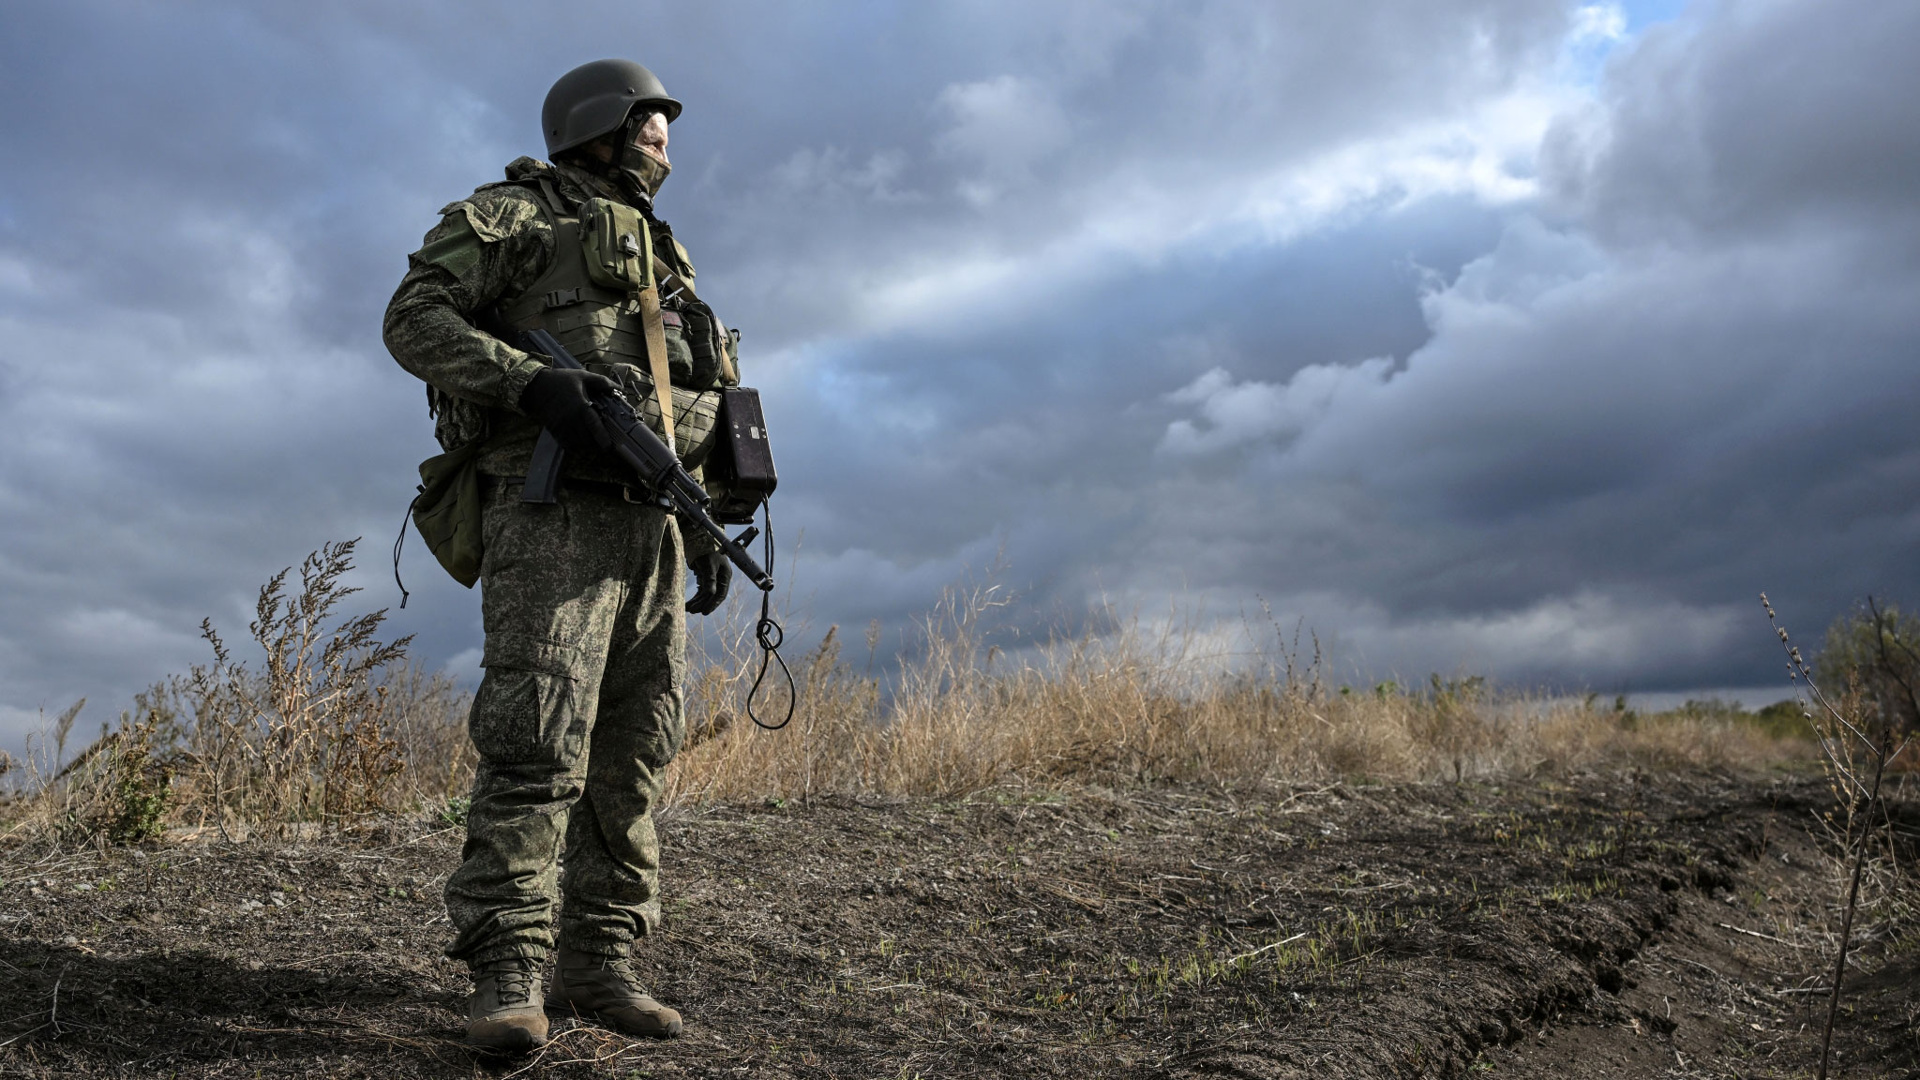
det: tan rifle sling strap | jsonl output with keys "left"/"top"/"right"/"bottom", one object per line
{"left": 635, "top": 218, "right": 677, "bottom": 454}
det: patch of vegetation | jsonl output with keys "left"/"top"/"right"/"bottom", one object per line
{"left": 7, "top": 541, "right": 471, "bottom": 842}
{"left": 7, "top": 545, "right": 1821, "bottom": 848}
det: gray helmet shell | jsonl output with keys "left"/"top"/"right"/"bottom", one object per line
{"left": 542, "top": 59, "right": 683, "bottom": 157}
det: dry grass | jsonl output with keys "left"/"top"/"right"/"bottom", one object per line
{"left": 4, "top": 546, "right": 1811, "bottom": 842}
{"left": 669, "top": 577, "right": 1809, "bottom": 803}
{"left": 3, "top": 541, "right": 470, "bottom": 842}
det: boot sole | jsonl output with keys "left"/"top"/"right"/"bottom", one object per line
{"left": 469, "top": 1034, "right": 547, "bottom": 1054}
{"left": 547, "top": 998, "right": 683, "bottom": 1039}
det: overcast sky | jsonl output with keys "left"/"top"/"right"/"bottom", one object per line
{"left": 2, "top": 0, "right": 1914, "bottom": 753}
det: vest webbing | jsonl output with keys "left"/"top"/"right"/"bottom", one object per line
{"left": 493, "top": 177, "right": 685, "bottom": 448}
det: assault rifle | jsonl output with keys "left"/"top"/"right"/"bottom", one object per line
{"left": 518, "top": 328, "right": 774, "bottom": 592}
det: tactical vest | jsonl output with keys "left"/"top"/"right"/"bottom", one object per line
{"left": 488, "top": 175, "right": 738, "bottom": 472}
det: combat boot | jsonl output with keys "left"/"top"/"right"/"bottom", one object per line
{"left": 466, "top": 957, "right": 549, "bottom": 1053}
{"left": 548, "top": 946, "right": 683, "bottom": 1038}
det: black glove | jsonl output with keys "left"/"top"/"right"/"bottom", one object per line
{"left": 518, "top": 367, "right": 618, "bottom": 454}
{"left": 686, "top": 549, "right": 733, "bottom": 615}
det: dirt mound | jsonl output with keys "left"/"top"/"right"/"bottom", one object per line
{"left": 0, "top": 772, "right": 1911, "bottom": 1078}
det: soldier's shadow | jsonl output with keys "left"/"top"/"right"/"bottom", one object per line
{"left": 0, "top": 939, "right": 476, "bottom": 1071}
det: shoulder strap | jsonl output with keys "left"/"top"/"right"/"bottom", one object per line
{"left": 638, "top": 219, "right": 677, "bottom": 452}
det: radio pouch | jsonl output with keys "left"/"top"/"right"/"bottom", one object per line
{"left": 704, "top": 387, "right": 778, "bottom": 524}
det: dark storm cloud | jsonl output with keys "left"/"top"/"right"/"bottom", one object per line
{"left": 1142, "top": 0, "right": 1920, "bottom": 687}
{"left": 0, "top": 0, "right": 1905, "bottom": 748}
{"left": 1548, "top": 0, "right": 1920, "bottom": 243}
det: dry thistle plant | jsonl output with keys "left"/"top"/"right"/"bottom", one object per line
{"left": 1761, "top": 592, "right": 1914, "bottom": 1080}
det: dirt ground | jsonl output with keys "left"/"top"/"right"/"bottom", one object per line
{"left": 0, "top": 770, "right": 1914, "bottom": 1079}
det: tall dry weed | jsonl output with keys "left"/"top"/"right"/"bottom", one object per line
{"left": 10, "top": 541, "right": 472, "bottom": 840}
{"left": 1763, "top": 593, "right": 1915, "bottom": 1080}
{"left": 176, "top": 539, "right": 413, "bottom": 831}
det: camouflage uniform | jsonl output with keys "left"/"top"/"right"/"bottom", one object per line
{"left": 384, "top": 157, "right": 718, "bottom": 965}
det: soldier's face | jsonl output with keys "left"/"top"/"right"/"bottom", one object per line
{"left": 631, "top": 109, "right": 670, "bottom": 165}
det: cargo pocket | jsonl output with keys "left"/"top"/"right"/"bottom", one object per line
{"left": 470, "top": 633, "right": 586, "bottom": 767}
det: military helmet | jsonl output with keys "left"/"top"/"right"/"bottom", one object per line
{"left": 542, "top": 59, "right": 683, "bottom": 157}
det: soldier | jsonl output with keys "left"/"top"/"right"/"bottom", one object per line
{"left": 384, "top": 59, "right": 742, "bottom": 1052}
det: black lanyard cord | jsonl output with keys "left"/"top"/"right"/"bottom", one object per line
{"left": 392, "top": 493, "right": 418, "bottom": 610}
{"left": 746, "top": 497, "right": 795, "bottom": 730}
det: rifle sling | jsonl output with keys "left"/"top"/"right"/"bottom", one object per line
{"left": 638, "top": 220, "right": 677, "bottom": 454}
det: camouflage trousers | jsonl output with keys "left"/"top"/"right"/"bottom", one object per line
{"left": 444, "top": 481, "right": 687, "bottom": 966}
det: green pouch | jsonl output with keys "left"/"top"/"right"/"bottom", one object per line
{"left": 411, "top": 440, "right": 487, "bottom": 588}
{"left": 578, "top": 196, "right": 651, "bottom": 292}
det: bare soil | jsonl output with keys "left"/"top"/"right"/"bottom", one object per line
{"left": 1, "top": 770, "right": 1914, "bottom": 1078}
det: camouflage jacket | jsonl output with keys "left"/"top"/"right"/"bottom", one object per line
{"left": 382, "top": 157, "right": 722, "bottom": 482}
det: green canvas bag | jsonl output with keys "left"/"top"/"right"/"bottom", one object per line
{"left": 411, "top": 439, "right": 487, "bottom": 588}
